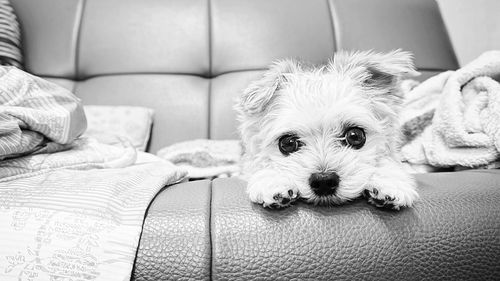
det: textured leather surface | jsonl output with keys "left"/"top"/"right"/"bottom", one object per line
{"left": 133, "top": 180, "right": 211, "bottom": 281}
{"left": 211, "top": 170, "right": 500, "bottom": 280}
{"left": 210, "top": 0, "right": 335, "bottom": 75}
{"left": 330, "top": 0, "right": 458, "bottom": 70}
{"left": 11, "top": 0, "right": 83, "bottom": 77}
{"left": 210, "top": 70, "right": 264, "bottom": 139}
{"left": 10, "top": 0, "right": 459, "bottom": 150}
{"left": 78, "top": 0, "right": 210, "bottom": 78}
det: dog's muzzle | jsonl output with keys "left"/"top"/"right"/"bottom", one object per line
{"left": 309, "top": 172, "right": 340, "bottom": 196}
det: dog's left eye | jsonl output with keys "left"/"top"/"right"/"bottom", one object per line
{"left": 278, "top": 134, "right": 302, "bottom": 155}
{"left": 344, "top": 127, "right": 366, "bottom": 149}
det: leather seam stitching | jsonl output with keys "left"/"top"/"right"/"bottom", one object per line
{"left": 207, "top": 0, "right": 213, "bottom": 139}
{"left": 326, "top": 0, "right": 338, "bottom": 51}
{"left": 208, "top": 179, "right": 214, "bottom": 280}
{"left": 39, "top": 67, "right": 446, "bottom": 83}
{"left": 74, "top": 0, "right": 86, "bottom": 81}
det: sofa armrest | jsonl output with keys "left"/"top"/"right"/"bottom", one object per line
{"left": 132, "top": 180, "right": 211, "bottom": 281}
{"left": 211, "top": 170, "right": 500, "bottom": 280}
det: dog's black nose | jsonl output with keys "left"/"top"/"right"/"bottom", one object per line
{"left": 309, "top": 172, "right": 340, "bottom": 196}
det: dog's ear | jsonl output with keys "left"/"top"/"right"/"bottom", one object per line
{"left": 360, "top": 49, "right": 419, "bottom": 90}
{"left": 332, "top": 49, "right": 418, "bottom": 115}
{"left": 361, "top": 50, "right": 419, "bottom": 116}
{"left": 236, "top": 59, "right": 302, "bottom": 117}
{"left": 331, "top": 49, "right": 418, "bottom": 90}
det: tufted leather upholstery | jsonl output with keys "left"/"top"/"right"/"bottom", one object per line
{"left": 10, "top": 0, "right": 499, "bottom": 280}
{"left": 11, "top": 0, "right": 456, "bottom": 152}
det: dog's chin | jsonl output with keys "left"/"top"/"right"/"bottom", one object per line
{"left": 303, "top": 194, "right": 351, "bottom": 206}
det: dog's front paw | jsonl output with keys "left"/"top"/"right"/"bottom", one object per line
{"left": 247, "top": 171, "right": 300, "bottom": 209}
{"left": 364, "top": 174, "right": 419, "bottom": 210}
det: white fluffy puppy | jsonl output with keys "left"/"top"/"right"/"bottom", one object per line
{"left": 235, "top": 50, "right": 420, "bottom": 210}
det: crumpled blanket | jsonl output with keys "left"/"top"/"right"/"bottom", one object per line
{"left": 0, "top": 66, "right": 86, "bottom": 160}
{"left": 400, "top": 51, "right": 500, "bottom": 170}
{"left": 0, "top": 138, "right": 187, "bottom": 281}
{"left": 0, "top": 67, "right": 188, "bottom": 280}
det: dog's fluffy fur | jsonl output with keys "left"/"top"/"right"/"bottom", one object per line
{"left": 235, "top": 50, "right": 420, "bottom": 209}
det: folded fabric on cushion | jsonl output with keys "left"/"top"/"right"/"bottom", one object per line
{"left": 83, "top": 105, "right": 154, "bottom": 151}
{"left": 0, "top": 66, "right": 86, "bottom": 160}
{"left": 157, "top": 139, "right": 241, "bottom": 179}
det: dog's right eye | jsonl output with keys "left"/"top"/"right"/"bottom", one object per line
{"left": 278, "top": 134, "right": 302, "bottom": 155}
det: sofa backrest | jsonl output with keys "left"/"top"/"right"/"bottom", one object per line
{"left": 11, "top": 0, "right": 458, "bottom": 153}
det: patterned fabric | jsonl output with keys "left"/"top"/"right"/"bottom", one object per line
{"left": 83, "top": 105, "right": 154, "bottom": 151}
{"left": 0, "top": 0, "right": 22, "bottom": 68}
{"left": 0, "top": 137, "right": 135, "bottom": 179}
{"left": 0, "top": 66, "right": 86, "bottom": 160}
{"left": 0, "top": 138, "right": 187, "bottom": 280}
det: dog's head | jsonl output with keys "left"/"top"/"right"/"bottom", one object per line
{"left": 236, "top": 50, "right": 417, "bottom": 205}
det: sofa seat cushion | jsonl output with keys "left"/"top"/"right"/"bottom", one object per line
{"left": 133, "top": 180, "right": 212, "bottom": 281}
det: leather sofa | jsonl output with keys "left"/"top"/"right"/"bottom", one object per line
{"left": 11, "top": 0, "right": 500, "bottom": 280}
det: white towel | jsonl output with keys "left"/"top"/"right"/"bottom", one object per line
{"left": 401, "top": 51, "right": 500, "bottom": 168}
